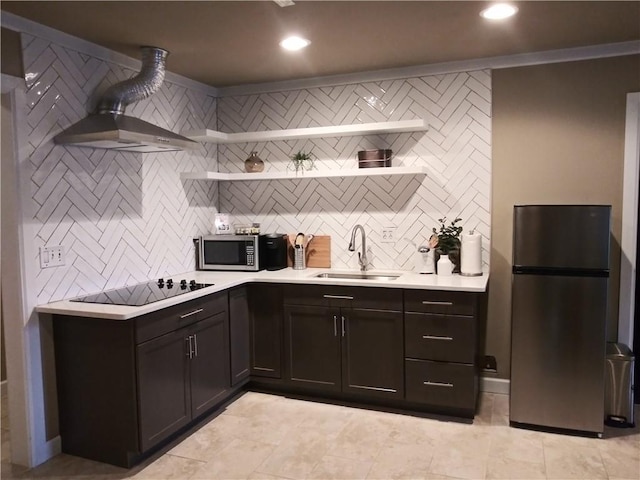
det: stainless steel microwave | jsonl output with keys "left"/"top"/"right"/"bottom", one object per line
{"left": 195, "top": 234, "right": 262, "bottom": 271}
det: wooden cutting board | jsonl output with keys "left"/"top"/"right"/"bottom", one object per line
{"left": 286, "top": 235, "right": 331, "bottom": 268}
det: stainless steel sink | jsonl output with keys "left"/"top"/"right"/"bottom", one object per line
{"left": 315, "top": 272, "right": 400, "bottom": 281}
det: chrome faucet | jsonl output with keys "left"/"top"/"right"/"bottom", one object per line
{"left": 348, "top": 224, "right": 368, "bottom": 271}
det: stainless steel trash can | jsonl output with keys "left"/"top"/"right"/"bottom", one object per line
{"left": 605, "top": 342, "right": 635, "bottom": 427}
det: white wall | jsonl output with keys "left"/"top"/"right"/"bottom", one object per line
{"left": 20, "top": 33, "right": 219, "bottom": 304}
{"left": 217, "top": 73, "right": 492, "bottom": 271}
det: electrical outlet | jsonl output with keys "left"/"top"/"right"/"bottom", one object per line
{"left": 381, "top": 226, "right": 397, "bottom": 244}
{"left": 482, "top": 355, "right": 497, "bottom": 372}
{"left": 40, "top": 245, "right": 65, "bottom": 268}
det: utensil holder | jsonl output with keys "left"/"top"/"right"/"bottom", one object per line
{"left": 294, "top": 246, "right": 306, "bottom": 270}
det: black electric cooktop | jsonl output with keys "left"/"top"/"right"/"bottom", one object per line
{"left": 70, "top": 278, "right": 214, "bottom": 306}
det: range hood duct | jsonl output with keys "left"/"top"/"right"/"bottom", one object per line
{"left": 54, "top": 46, "right": 198, "bottom": 152}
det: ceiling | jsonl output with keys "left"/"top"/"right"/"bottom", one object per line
{"left": 2, "top": 1, "right": 639, "bottom": 88}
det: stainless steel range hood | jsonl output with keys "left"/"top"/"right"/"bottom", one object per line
{"left": 54, "top": 46, "right": 198, "bottom": 153}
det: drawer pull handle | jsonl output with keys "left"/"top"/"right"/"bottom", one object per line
{"left": 333, "top": 315, "right": 338, "bottom": 337}
{"left": 180, "top": 308, "right": 203, "bottom": 319}
{"left": 423, "top": 381, "right": 454, "bottom": 388}
{"left": 193, "top": 333, "right": 198, "bottom": 357}
{"left": 422, "top": 335, "right": 453, "bottom": 341}
{"left": 421, "top": 301, "right": 453, "bottom": 306}
{"left": 323, "top": 295, "right": 354, "bottom": 300}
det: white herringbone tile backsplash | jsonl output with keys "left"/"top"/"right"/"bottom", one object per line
{"left": 218, "top": 72, "right": 492, "bottom": 271}
{"left": 21, "top": 34, "right": 219, "bottom": 304}
{"left": 21, "top": 30, "right": 491, "bottom": 302}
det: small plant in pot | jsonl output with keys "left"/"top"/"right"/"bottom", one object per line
{"left": 431, "top": 217, "right": 463, "bottom": 273}
{"left": 290, "top": 151, "right": 315, "bottom": 174}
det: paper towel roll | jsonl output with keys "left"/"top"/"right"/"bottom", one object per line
{"left": 461, "top": 231, "right": 483, "bottom": 276}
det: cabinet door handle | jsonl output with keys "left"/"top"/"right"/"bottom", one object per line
{"left": 341, "top": 316, "right": 346, "bottom": 337}
{"left": 422, "top": 335, "right": 453, "bottom": 341}
{"left": 185, "top": 336, "right": 193, "bottom": 359}
{"left": 423, "top": 380, "right": 454, "bottom": 388}
{"left": 421, "top": 301, "right": 453, "bottom": 306}
{"left": 333, "top": 315, "right": 338, "bottom": 337}
{"left": 323, "top": 295, "right": 354, "bottom": 300}
{"left": 180, "top": 308, "right": 203, "bottom": 319}
{"left": 193, "top": 333, "right": 198, "bottom": 357}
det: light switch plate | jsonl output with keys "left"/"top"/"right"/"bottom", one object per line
{"left": 40, "top": 245, "right": 65, "bottom": 268}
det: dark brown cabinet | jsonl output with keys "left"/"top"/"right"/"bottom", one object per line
{"left": 249, "top": 283, "right": 283, "bottom": 378}
{"left": 285, "top": 304, "right": 342, "bottom": 390}
{"left": 137, "top": 328, "right": 191, "bottom": 452}
{"left": 53, "top": 292, "right": 231, "bottom": 467}
{"left": 283, "top": 285, "right": 404, "bottom": 400}
{"left": 403, "top": 289, "right": 482, "bottom": 416}
{"left": 229, "top": 287, "right": 250, "bottom": 385}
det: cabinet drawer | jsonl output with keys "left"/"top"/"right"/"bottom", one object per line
{"left": 405, "top": 313, "right": 475, "bottom": 363}
{"left": 405, "top": 359, "right": 476, "bottom": 410}
{"left": 136, "top": 292, "right": 227, "bottom": 344}
{"left": 405, "top": 290, "right": 476, "bottom": 316}
{"left": 284, "top": 284, "right": 402, "bottom": 311}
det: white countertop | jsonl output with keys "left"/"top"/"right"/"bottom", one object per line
{"left": 36, "top": 268, "right": 489, "bottom": 320}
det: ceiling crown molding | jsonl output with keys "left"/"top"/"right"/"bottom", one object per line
{"left": 218, "top": 40, "right": 640, "bottom": 97}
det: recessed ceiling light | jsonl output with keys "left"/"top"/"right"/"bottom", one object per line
{"left": 279, "top": 36, "right": 311, "bottom": 51}
{"left": 480, "top": 3, "right": 518, "bottom": 20}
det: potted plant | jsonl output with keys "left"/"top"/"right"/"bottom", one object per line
{"left": 431, "top": 217, "right": 463, "bottom": 272}
{"left": 290, "top": 151, "right": 315, "bottom": 174}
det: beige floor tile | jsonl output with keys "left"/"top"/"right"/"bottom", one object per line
{"left": 437, "top": 424, "right": 494, "bottom": 459}
{"left": 485, "top": 456, "right": 545, "bottom": 480}
{"left": 295, "top": 401, "right": 354, "bottom": 438}
{"left": 255, "top": 428, "right": 333, "bottom": 479}
{"left": 544, "top": 444, "right": 607, "bottom": 479}
{"left": 168, "top": 421, "right": 229, "bottom": 461}
{"left": 489, "top": 425, "right": 545, "bottom": 464}
{"left": 130, "top": 453, "right": 204, "bottom": 480}
{"left": 307, "top": 454, "right": 372, "bottom": 480}
{"left": 492, "top": 394, "right": 509, "bottom": 417}
{"left": 366, "top": 442, "right": 432, "bottom": 480}
{"left": 428, "top": 448, "right": 487, "bottom": 480}
{"left": 385, "top": 414, "right": 443, "bottom": 447}
{"left": 474, "top": 394, "right": 495, "bottom": 426}
{"left": 598, "top": 438, "right": 640, "bottom": 479}
{"left": 212, "top": 410, "right": 297, "bottom": 446}
{"left": 246, "top": 472, "right": 291, "bottom": 480}
{"left": 21, "top": 453, "right": 128, "bottom": 479}
{"left": 190, "top": 438, "right": 274, "bottom": 480}
{"left": 1, "top": 461, "right": 30, "bottom": 480}
{"left": 325, "top": 411, "right": 395, "bottom": 462}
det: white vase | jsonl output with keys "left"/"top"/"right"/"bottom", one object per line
{"left": 437, "top": 255, "right": 453, "bottom": 276}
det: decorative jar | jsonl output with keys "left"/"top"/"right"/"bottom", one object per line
{"left": 244, "top": 151, "right": 265, "bottom": 173}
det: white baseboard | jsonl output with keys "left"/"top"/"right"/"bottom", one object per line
{"left": 34, "top": 436, "right": 61, "bottom": 467}
{"left": 1, "top": 380, "right": 7, "bottom": 396}
{"left": 480, "top": 376, "right": 510, "bottom": 395}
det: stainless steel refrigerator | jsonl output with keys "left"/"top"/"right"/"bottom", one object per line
{"left": 510, "top": 205, "right": 611, "bottom": 435}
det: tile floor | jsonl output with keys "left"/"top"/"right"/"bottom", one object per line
{"left": 1, "top": 389, "right": 639, "bottom": 479}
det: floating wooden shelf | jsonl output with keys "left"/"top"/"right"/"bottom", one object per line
{"left": 182, "top": 119, "right": 428, "bottom": 144}
{"left": 180, "top": 166, "right": 429, "bottom": 182}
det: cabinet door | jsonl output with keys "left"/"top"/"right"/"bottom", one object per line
{"left": 342, "top": 308, "right": 404, "bottom": 399}
{"left": 190, "top": 312, "right": 231, "bottom": 419}
{"left": 229, "top": 287, "right": 250, "bottom": 385}
{"left": 284, "top": 304, "right": 341, "bottom": 391}
{"left": 249, "top": 284, "right": 283, "bottom": 378}
{"left": 137, "top": 329, "right": 191, "bottom": 452}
